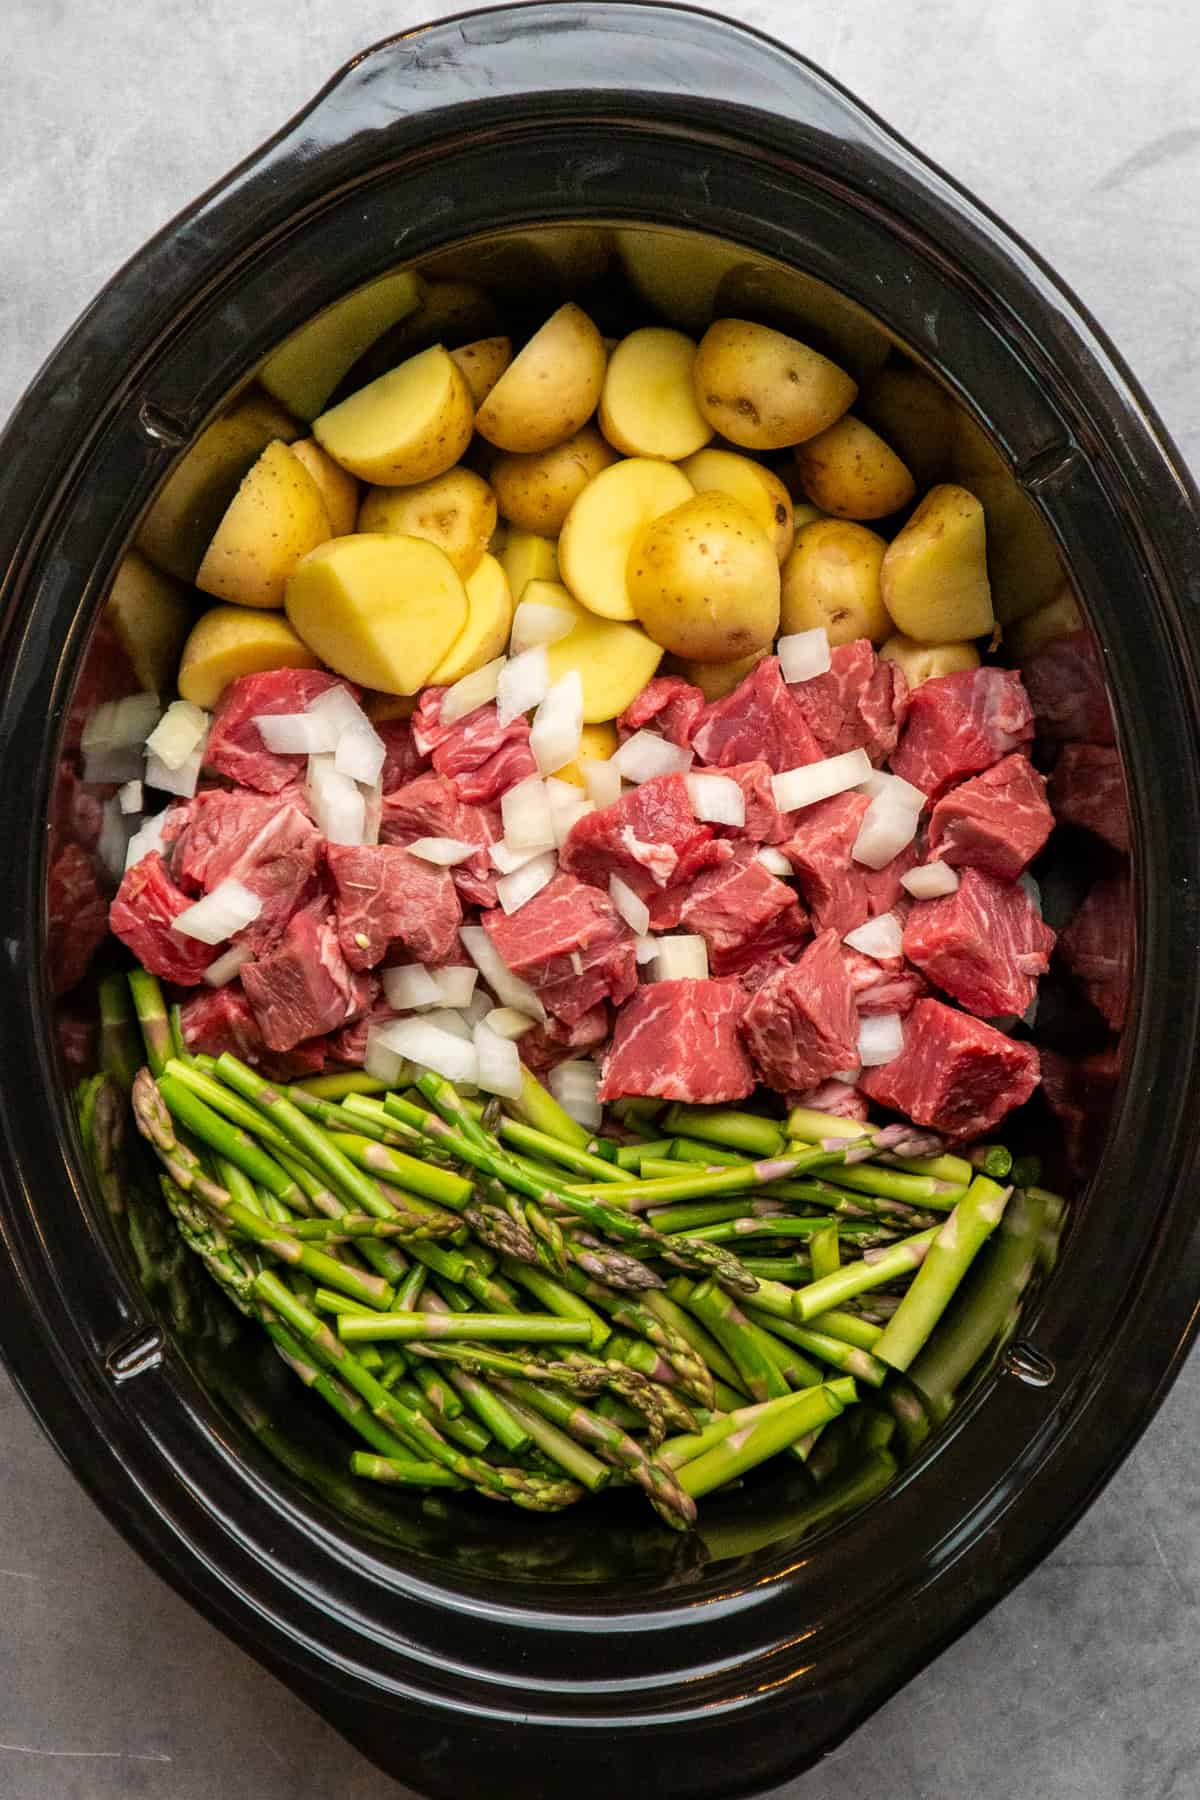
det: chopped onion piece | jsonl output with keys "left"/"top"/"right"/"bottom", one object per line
{"left": 902, "top": 860, "right": 960, "bottom": 900}
{"left": 612, "top": 730, "right": 693, "bottom": 784}
{"left": 459, "top": 925, "right": 546, "bottom": 1022}
{"left": 549, "top": 1059, "right": 602, "bottom": 1130}
{"left": 462, "top": 988, "right": 492, "bottom": 1028}
{"left": 634, "top": 933, "right": 659, "bottom": 964}
{"left": 531, "top": 669, "right": 584, "bottom": 776}
{"left": 145, "top": 743, "right": 204, "bottom": 799}
{"left": 497, "top": 645, "right": 549, "bottom": 726}
{"left": 430, "top": 966, "right": 478, "bottom": 1009}
{"left": 254, "top": 711, "right": 334, "bottom": 755}
{"left": 306, "top": 684, "right": 372, "bottom": 738}
{"left": 406, "top": 836, "right": 476, "bottom": 866}
{"left": 545, "top": 776, "right": 593, "bottom": 847}
{"left": 852, "top": 795, "right": 921, "bottom": 871}
{"left": 306, "top": 754, "right": 365, "bottom": 846}
{"left": 858, "top": 769, "right": 926, "bottom": 812}
{"left": 381, "top": 964, "right": 444, "bottom": 1010}
{"left": 118, "top": 779, "right": 144, "bottom": 815}
{"left": 510, "top": 600, "right": 576, "bottom": 656}
{"left": 687, "top": 772, "right": 745, "bottom": 827}
{"left": 844, "top": 912, "right": 904, "bottom": 961}
{"left": 361, "top": 775, "right": 383, "bottom": 847}
{"left": 146, "top": 700, "right": 209, "bottom": 771}
{"left": 473, "top": 1020, "right": 523, "bottom": 1099}
{"left": 857, "top": 1012, "right": 903, "bottom": 1067}
{"left": 778, "top": 627, "right": 832, "bottom": 684}
{"left": 124, "top": 809, "right": 172, "bottom": 870}
{"left": 496, "top": 850, "right": 557, "bottom": 915}
{"left": 335, "top": 729, "right": 386, "bottom": 785}
{"left": 84, "top": 747, "right": 145, "bottom": 785}
{"left": 491, "top": 837, "right": 544, "bottom": 874}
{"left": 608, "top": 874, "right": 650, "bottom": 936}
{"left": 500, "top": 774, "right": 556, "bottom": 852}
{"left": 376, "top": 1017, "right": 478, "bottom": 1085}
{"left": 441, "top": 655, "right": 506, "bottom": 725}
{"left": 203, "top": 944, "right": 253, "bottom": 988}
{"left": 424, "top": 1008, "right": 474, "bottom": 1041}
{"left": 96, "top": 799, "right": 131, "bottom": 883}
{"left": 581, "top": 757, "right": 622, "bottom": 809}
{"left": 364, "top": 1026, "right": 406, "bottom": 1087}
{"left": 652, "top": 935, "right": 709, "bottom": 981}
{"left": 172, "top": 878, "right": 262, "bottom": 946}
{"left": 485, "top": 1006, "right": 537, "bottom": 1039}
{"left": 772, "top": 747, "right": 872, "bottom": 813}
{"left": 81, "top": 692, "right": 161, "bottom": 755}
{"left": 756, "top": 846, "right": 793, "bottom": 877}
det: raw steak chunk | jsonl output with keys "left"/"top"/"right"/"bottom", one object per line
{"left": 414, "top": 691, "right": 535, "bottom": 803}
{"left": 48, "top": 844, "right": 109, "bottom": 995}
{"left": 241, "top": 901, "right": 370, "bottom": 1052}
{"left": 560, "top": 772, "right": 714, "bottom": 899}
{"left": 1048, "top": 743, "right": 1129, "bottom": 852}
{"left": 741, "top": 929, "right": 859, "bottom": 1093}
{"left": 50, "top": 759, "right": 104, "bottom": 863}
{"left": 171, "top": 789, "right": 322, "bottom": 951}
{"left": 704, "top": 902, "right": 811, "bottom": 979}
{"left": 716, "top": 760, "right": 789, "bottom": 843}
{"left": 598, "top": 979, "right": 754, "bottom": 1103}
{"left": 677, "top": 846, "right": 803, "bottom": 968}
{"left": 926, "top": 753, "right": 1054, "bottom": 881}
{"left": 483, "top": 871, "right": 637, "bottom": 1025}
{"left": 109, "top": 850, "right": 217, "bottom": 986}
{"left": 205, "top": 669, "right": 354, "bottom": 794}
{"left": 1057, "top": 869, "right": 1132, "bottom": 1031}
{"left": 791, "top": 1078, "right": 871, "bottom": 1122}
{"left": 902, "top": 867, "right": 1056, "bottom": 1018}
{"left": 780, "top": 791, "right": 871, "bottom": 935}
{"left": 378, "top": 719, "right": 425, "bottom": 794}
{"left": 179, "top": 985, "right": 327, "bottom": 1080}
{"left": 1039, "top": 1045, "right": 1122, "bottom": 1178}
{"left": 842, "top": 946, "right": 927, "bottom": 1016}
{"left": 382, "top": 771, "right": 498, "bottom": 910}
{"left": 788, "top": 639, "right": 908, "bottom": 764}
{"left": 862, "top": 840, "right": 921, "bottom": 919}
{"left": 692, "top": 657, "right": 824, "bottom": 772}
{"left": 617, "top": 677, "right": 707, "bottom": 748}
{"left": 889, "top": 668, "right": 1034, "bottom": 798}
{"left": 1023, "top": 631, "right": 1114, "bottom": 744}
{"left": 520, "top": 1005, "right": 610, "bottom": 1077}
{"left": 859, "top": 999, "right": 1041, "bottom": 1139}
{"left": 325, "top": 842, "right": 461, "bottom": 970}
{"left": 455, "top": 740, "right": 537, "bottom": 805}
{"left": 643, "top": 841, "right": 737, "bottom": 932}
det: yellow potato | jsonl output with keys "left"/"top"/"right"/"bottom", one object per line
{"left": 859, "top": 363, "right": 955, "bottom": 490}
{"left": 364, "top": 692, "right": 418, "bottom": 722}
{"left": 693, "top": 318, "right": 857, "bottom": 450}
{"left": 313, "top": 346, "right": 475, "bottom": 487}
{"left": 523, "top": 581, "right": 664, "bottom": 723}
{"left": 1007, "top": 583, "right": 1085, "bottom": 657}
{"left": 285, "top": 533, "right": 468, "bottom": 694}
{"left": 527, "top": 225, "right": 612, "bottom": 287}
{"left": 675, "top": 650, "right": 768, "bottom": 700}
{"left": 500, "top": 529, "right": 559, "bottom": 602}
{"left": 879, "top": 634, "right": 981, "bottom": 689}
{"left": 599, "top": 327, "right": 712, "bottom": 460}
{"left": 792, "top": 416, "right": 916, "bottom": 520}
{"left": 359, "top": 467, "right": 497, "bottom": 579}
{"left": 449, "top": 337, "right": 513, "bottom": 407}
{"left": 680, "top": 447, "right": 794, "bottom": 563}
{"left": 347, "top": 282, "right": 500, "bottom": 390}
{"left": 559, "top": 457, "right": 694, "bottom": 621}
{"left": 428, "top": 554, "right": 513, "bottom": 685}
{"left": 713, "top": 261, "right": 891, "bottom": 387}
{"left": 196, "top": 441, "right": 332, "bottom": 610}
{"left": 615, "top": 228, "right": 744, "bottom": 333}
{"left": 490, "top": 426, "right": 618, "bottom": 536}
{"left": 475, "top": 304, "right": 606, "bottom": 453}
{"left": 553, "top": 721, "right": 619, "bottom": 786}
{"left": 258, "top": 270, "right": 423, "bottom": 421}
{"left": 950, "top": 411, "right": 1063, "bottom": 624}
{"left": 289, "top": 438, "right": 359, "bottom": 536}
{"left": 880, "top": 483, "right": 995, "bottom": 642}
{"left": 628, "top": 493, "right": 780, "bottom": 661}
{"left": 780, "top": 518, "right": 889, "bottom": 645}
{"left": 106, "top": 551, "right": 192, "bottom": 696}
{"left": 178, "top": 606, "right": 320, "bottom": 709}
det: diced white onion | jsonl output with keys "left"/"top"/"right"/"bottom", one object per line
{"left": 491, "top": 837, "right": 543, "bottom": 874}
{"left": 203, "top": 944, "right": 253, "bottom": 988}
{"left": 145, "top": 744, "right": 204, "bottom": 799}
{"left": 424, "top": 1008, "right": 474, "bottom": 1041}
{"left": 531, "top": 670, "right": 584, "bottom": 776}
{"left": 145, "top": 700, "right": 209, "bottom": 771}
{"left": 305, "top": 684, "right": 373, "bottom": 739}
{"left": 497, "top": 645, "right": 549, "bottom": 726}
{"left": 635, "top": 933, "right": 659, "bottom": 964}
{"left": 375, "top": 1017, "right": 478, "bottom": 1085}
{"left": 81, "top": 692, "right": 160, "bottom": 755}
{"left": 459, "top": 925, "right": 547, "bottom": 1022}
{"left": 96, "top": 799, "right": 131, "bottom": 883}
{"left": 361, "top": 775, "right": 382, "bottom": 847}
{"left": 406, "top": 836, "right": 476, "bottom": 866}
{"left": 772, "top": 747, "right": 872, "bottom": 813}
{"left": 510, "top": 600, "right": 576, "bottom": 656}
{"left": 831, "top": 1067, "right": 862, "bottom": 1084}
{"left": 1020, "top": 872, "right": 1043, "bottom": 914}
{"left": 844, "top": 912, "right": 904, "bottom": 961}
{"left": 858, "top": 769, "right": 926, "bottom": 812}
{"left": 612, "top": 730, "right": 693, "bottom": 784}
{"left": 778, "top": 627, "right": 832, "bottom": 684}
{"left": 485, "top": 1006, "right": 537, "bottom": 1039}
{"left": 500, "top": 774, "right": 556, "bottom": 852}
{"left": 902, "top": 860, "right": 960, "bottom": 900}
{"left": 609, "top": 874, "right": 650, "bottom": 936}
{"left": 124, "top": 809, "right": 171, "bottom": 870}
{"left": 652, "top": 935, "right": 709, "bottom": 981}
{"left": 549, "top": 1059, "right": 602, "bottom": 1130}
{"left": 545, "top": 776, "right": 593, "bottom": 847}
{"left": 254, "top": 712, "right": 333, "bottom": 755}
{"left": 462, "top": 987, "right": 492, "bottom": 1028}
{"left": 496, "top": 850, "right": 557, "bottom": 915}
{"left": 687, "top": 772, "right": 745, "bottom": 827}
{"left": 756, "top": 846, "right": 793, "bottom": 877}
{"left": 429, "top": 966, "right": 478, "bottom": 1009}
{"left": 581, "top": 758, "right": 622, "bottom": 809}
{"left": 84, "top": 747, "right": 145, "bottom": 785}
{"left": 334, "top": 729, "right": 386, "bottom": 785}
{"left": 171, "top": 877, "right": 262, "bottom": 946}
{"left": 382, "top": 963, "right": 444, "bottom": 1010}
{"left": 852, "top": 795, "right": 921, "bottom": 871}
{"left": 118, "top": 779, "right": 144, "bottom": 815}
{"left": 364, "top": 1026, "right": 406, "bottom": 1087}
{"left": 857, "top": 1012, "right": 904, "bottom": 1067}
{"left": 473, "top": 1021, "right": 524, "bottom": 1099}
{"left": 307, "top": 754, "right": 365, "bottom": 846}
{"left": 441, "top": 655, "right": 506, "bottom": 725}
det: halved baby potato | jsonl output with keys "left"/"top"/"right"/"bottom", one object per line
{"left": 599, "top": 327, "right": 712, "bottom": 460}
{"left": 879, "top": 634, "right": 981, "bottom": 689}
{"left": 880, "top": 483, "right": 995, "bottom": 642}
{"left": 258, "top": 270, "right": 424, "bottom": 421}
{"left": 428, "top": 553, "right": 514, "bottom": 685}
{"left": 289, "top": 438, "right": 360, "bottom": 536}
{"left": 475, "top": 303, "right": 607, "bottom": 453}
{"left": 679, "top": 447, "right": 795, "bottom": 563}
{"left": 313, "top": 346, "right": 475, "bottom": 487}
{"left": 450, "top": 336, "right": 513, "bottom": 407}
{"left": 285, "top": 533, "right": 468, "bottom": 694}
{"left": 792, "top": 415, "right": 916, "bottom": 520}
{"left": 693, "top": 318, "right": 857, "bottom": 450}
{"left": 178, "top": 606, "right": 320, "bottom": 709}
{"left": 859, "top": 362, "right": 955, "bottom": 491}
{"left": 553, "top": 720, "right": 619, "bottom": 786}
{"left": 523, "top": 579, "right": 664, "bottom": 723}
{"left": 500, "top": 529, "right": 559, "bottom": 602}
{"left": 359, "top": 466, "right": 497, "bottom": 579}
{"left": 675, "top": 650, "right": 768, "bottom": 700}
{"left": 196, "top": 440, "right": 332, "bottom": 610}
{"left": 107, "top": 551, "right": 192, "bottom": 696}
{"left": 558, "top": 457, "right": 694, "bottom": 621}
{"left": 490, "top": 426, "right": 618, "bottom": 537}
{"left": 779, "top": 517, "right": 889, "bottom": 645}
{"left": 628, "top": 493, "right": 780, "bottom": 662}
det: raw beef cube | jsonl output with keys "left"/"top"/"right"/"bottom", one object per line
{"left": 520, "top": 1005, "right": 610, "bottom": 1077}
{"left": 1048, "top": 743, "right": 1129, "bottom": 852}
{"left": 644, "top": 841, "right": 737, "bottom": 932}
{"left": 560, "top": 772, "right": 715, "bottom": 899}
{"left": 1057, "top": 869, "right": 1132, "bottom": 1031}
{"left": 780, "top": 791, "right": 871, "bottom": 935}
{"left": 788, "top": 639, "right": 909, "bottom": 764}
{"left": 205, "top": 669, "right": 355, "bottom": 794}
{"left": 325, "top": 842, "right": 462, "bottom": 971}
{"left": 858, "top": 999, "right": 1041, "bottom": 1140}
{"left": 378, "top": 719, "right": 425, "bottom": 794}
{"left": 1023, "top": 631, "right": 1114, "bottom": 745}
{"left": 382, "top": 771, "right": 498, "bottom": 910}
{"left": 889, "top": 668, "right": 1034, "bottom": 799}
{"left": 842, "top": 947, "right": 927, "bottom": 1016}
{"left": 902, "top": 867, "right": 1056, "bottom": 1018}
{"left": 692, "top": 657, "right": 824, "bottom": 773}
{"left": 741, "top": 929, "right": 859, "bottom": 1093}
{"left": 707, "top": 903, "right": 812, "bottom": 979}
{"left": 48, "top": 844, "right": 109, "bottom": 996}
{"left": 926, "top": 753, "right": 1054, "bottom": 881}
{"left": 483, "top": 871, "right": 637, "bottom": 1025}
{"left": 325, "top": 982, "right": 389, "bottom": 1067}
{"left": 677, "top": 846, "right": 802, "bottom": 966}
{"left": 241, "top": 901, "right": 370, "bottom": 1052}
{"left": 1039, "top": 1045, "right": 1122, "bottom": 1178}
{"left": 618, "top": 677, "right": 707, "bottom": 748}
{"left": 598, "top": 979, "right": 754, "bottom": 1103}
{"left": 179, "top": 985, "right": 326, "bottom": 1080}
{"left": 455, "top": 739, "right": 538, "bottom": 805}
{"left": 109, "top": 850, "right": 218, "bottom": 986}
{"left": 171, "top": 789, "right": 322, "bottom": 951}
{"left": 717, "top": 760, "right": 790, "bottom": 843}
{"left": 49, "top": 758, "right": 104, "bottom": 863}
{"left": 863, "top": 841, "right": 921, "bottom": 920}
{"left": 791, "top": 1078, "right": 871, "bottom": 1121}
{"left": 737, "top": 947, "right": 805, "bottom": 994}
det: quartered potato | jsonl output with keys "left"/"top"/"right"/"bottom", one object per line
{"left": 859, "top": 362, "right": 955, "bottom": 491}
{"left": 359, "top": 466, "right": 497, "bottom": 579}
{"left": 313, "top": 346, "right": 475, "bottom": 487}
{"left": 880, "top": 483, "right": 995, "bottom": 642}
{"left": 500, "top": 528, "right": 560, "bottom": 603}
{"left": 693, "top": 318, "right": 857, "bottom": 450}
{"left": 523, "top": 580, "right": 664, "bottom": 722}
{"left": 490, "top": 426, "right": 618, "bottom": 537}
{"left": 599, "top": 327, "right": 712, "bottom": 460}
{"left": 780, "top": 517, "right": 889, "bottom": 645}
{"left": 628, "top": 492, "right": 780, "bottom": 661}
{"left": 475, "top": 303, "right": 606, "bottom": 453}
{"left": 258, "top": 270, "right": 423, "bottom": 421}
{"left": 614, "top": 228, "right": 744, "bottom": 334}
{"left": 196, "top": 440, "right": 332, "bottom": 610}
{"left": 178, "top": 606, "right": 320, "bottom": 709}
{"left": 879, "top": 633, "right": 981, "bottom": 689}
{"left": 285, "top": 533, "right": 468, "bottom": 694}
{"left": 558, "top": 457, "right": 694, "bottom": 621}
{"left": 450, "top": 336, "right": 513, "bottom": 407}
{"left": 680, "top": 447, "right": 795, "bottom": 563}
{"left": 792, "top": 415, "right": 916, "bottom": 520}
{"left": 107, "top": 551, "right": 192, "bottom": 696}
{"left": 428, "top": 553, "right": 513, "bottom": 685}
{"left": 289, "top": 438, "right": 360, "bottom": 536}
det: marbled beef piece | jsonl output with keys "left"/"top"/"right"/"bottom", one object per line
{"left": 48, "top": 844, "right": 110, "bottom": 996}
{"left": 1057, "top": 868, "right": 1133, "bottom": 1031}
{"left": 926, "top": 753, "right": 1054, "bottom": 881}
{"left": 204, "top": 670, "right": 356, "bottom": 794}
{"left": 780, "top": 792, "right": 871, "bottom": 935}
{"left": 179, "top": 985, "right": 327, "bottom": 1080}
{"left": 1023, "top": 631, "right": 1115, "bottom": 745}
{"left": 324, "top": 842, "right": 461, "bottom": 971}
{"left": 598, "top": 980, "right": 754, "bottom": 1103}
{"left": 560, "top": 772, "right": 715, "bottom": 900}
{"left": 1048, "top": 743, "right": 1129, "bottom": 852}
{"left": 902, "top": 867, "right": 1056, "bottom": 1019}
{"left": 859, "top": 999, "right": 1041, "bottom": 1140}
{"left": 617, "top": 677, "right": 707, "bottom": 749}
{"left": 889, "top": 668, "right": 1034, "bottom": 799}
{"left": 483, "top": 871, "right": 637, "bottom": 1026}
{"left": 788, "top": 639, "right": 908, "bottom": 764}
{"left": 675, "top": 846, "right": 810, "bottom": 976}
{"left": 715, "top": 760, "right": 790, "bottom": 844}
{"left": 170, "top": 788, "right": 322, "bottom": 953}
{"left": 740, "top": 929, "right": 859, "bottom": 1094}
{"left": 240, "top": 901, "right": 371, "bottom": 1052}
{"left": 381, "top": 771, "right": 498, "bottom": 910}
{"left": 109, "top": 850, "right": 216, "bottom": 986}
{"left": 692, "top": 657, "right": 824, "bottom": 773}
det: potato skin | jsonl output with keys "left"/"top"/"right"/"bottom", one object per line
{"left": 792, "top": 415, "right": 916, "bottom": 520}
{"left": 879, "top": 634, "right": 981, "bottom": 688}
{"left": 313, "top": 346, "right": 475, "bottom": 487}
{"left": 178, "top": 606, "right": 319, "bottom": 709}
{"left": 880, "top": 483, "right": 995, "bottom": 642}
{"left": 359, "top": 467, "right": 497, "bottom": 579}
{"left": 628, "top": 492, "right": 780, "bottom": 661}
{"left": 859, "top": 363, "right": 955, "bottom": 490}
{"left": 289, "top": 437, "right": 360, "bottom": 536}
{"left": 779, "top": 518, "right": 889, "bottom": 645}
{"left": 196, "top": 440, "right": 332, "bottom": 610}
{"left": 490, "top": 426, "right": 618, "bottom": 536}
{"left": 693, "top": 318, "right": 857, "bottom": 450}
{"left": 450, "top": 337, "right": 513, "bottom": 407}
{"left": 475, "top": 303, "right": 607, "bottom": 453}
{"left": 680, "top": 447, "right": 795, "bottom": 563}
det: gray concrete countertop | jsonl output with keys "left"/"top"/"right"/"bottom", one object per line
{"left": 1, "top": 3, "right": 1197, "bottom": 1795}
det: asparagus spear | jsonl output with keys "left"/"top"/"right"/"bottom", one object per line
{"left": 677, "top": 1383, "right": 854, "bottom": 1499}
{"left": 98, "top": 972, "right": 141, "bottom": 1090}
{"left": 873, "top": 1178, "right": 1011, "bottom": 1373}
{"left": 790, "top": 1227, "right": 941, "bottom": 1321}
{"left": 128, "top": 970, "right": 173, "bottom": 1076}
{"left": 337, "top": 1312, "right": 594, "bottom": 1346}
{"left": 660, "top": 1105, "right": 786, "bottom": 1158}
{"left": 349, "top": 1453, "right": 469, "bottom": 1489}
